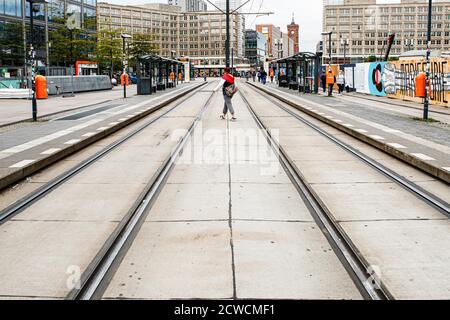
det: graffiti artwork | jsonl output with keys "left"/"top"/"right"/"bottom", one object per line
{"left": 384, "top": 59, "right": 450, "bottom": 106}
{"left": 352, "top": 62, "right": 387, "bottom": 97}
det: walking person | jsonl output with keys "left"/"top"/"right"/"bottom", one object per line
{"left": 320, "top": 72, "right": 327, "bottom": 93}
{"left": 252, "top": 71, "right": 256, "bottom": 82}
{"left": 214, "top": 67, "right": 237, "bottom": 121}
{"left": 262, "top": 69, "right": 268, "bottom": 85}
{"left": 326, "top": 66, "right": 336, "bottom": 97}
{"left": 269, "top": 68, "right": 275, "bottom": 83}
{"left": 336, "top": 70, "right": 345, "bottom": 94}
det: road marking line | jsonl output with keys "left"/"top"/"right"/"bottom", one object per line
{"left": 96, "top": 127, "right": 109, "bottom": 131}
{"left": 82, "top": 132, "right": 96, "bottom": 137}
{"left": 442, "top": 167, "right": 450, "bottom": 172}
{"left": 369, "top": 135, "right": 385, "bottom": 140}
{"left": 325, "top": 116, "right": 333, "bottom": 119}
{"left": 0, "top": 118, "right": 103, "bottom": 154}
{"left": 318, "top": 112, "right": 325, "bottom": 115}
{"left": 344, "top": 124, "right": 354, "bottom": 127}
{"left": 118, "top": 118, "right": 128, "bottom": 121}
{"left": 64, "top": 139, "right": 81, "bottom": 145}
{"left": 334, "top": 119, "right": 343, "bottom": 123}
{"left": 383, "top": 128, "right": 403, "bottom": 133}
{"left": 41, "top": 148, "right": 61, "bottom": 155}
{"left": 388, "top": 143, "right": 407, "bottom": 149}
{"left": 411, "top": 153, "right": 436, "bottom": 161}
{"left": 355, "top": 129, "right": 368, "bottom": 133}
{"left": 109, "top": 122, "right": 119, "bottom": 126}
{"left": 10, "top": 160, "right": 35, "bottom": 168}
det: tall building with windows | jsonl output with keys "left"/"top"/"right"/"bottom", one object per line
{"left": 0, "top": 0, "right": 97, "bottom": 69}
{"left": 323, "top": 0, "right": 450, "bottom": 63}
{"left": 214, "top": 0, "right": 245, "bottom": 59}
{"left": 98, "top": 2, "right": 244, "bottom": 68}
{"left": 256, "top": 24, "right": 294, "bottom": 59}
{"left": 167, "top": 0, "right": 207, "bottom": 12}
{"left": 245, "top": 29, "right": 267, "bottom": 68}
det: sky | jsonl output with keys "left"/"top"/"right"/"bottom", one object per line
{"left": 104, "top": 0, "right": 402, "bottom": 52}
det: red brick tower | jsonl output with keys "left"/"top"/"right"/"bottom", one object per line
{"left": 287, "top": 13, "right": 300, "bottom": 54}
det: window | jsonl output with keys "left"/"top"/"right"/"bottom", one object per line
{"left": 4, "top": 0, "right": 22, "bottom": 17}
{"left": 83, "top": 7, "right": 96, "bottom": 31}
{"left": 84, "top": 0, "right": 96, "bottom": 6}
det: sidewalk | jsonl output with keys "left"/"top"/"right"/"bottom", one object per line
{"left": 0, "top": 85, "right": 137, "bottom": 126}
{"left": 250, "top": 81, "right": 450, "bottom": 183}
{"left": 0, "top": 81, "right": 204, "bottom": 190}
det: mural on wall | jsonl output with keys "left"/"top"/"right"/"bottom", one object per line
{"left": 351, "top": 62, "right": 387, "bottom": 97}
{"left": 383, "top": 59, "right": 450, "bottom": 106}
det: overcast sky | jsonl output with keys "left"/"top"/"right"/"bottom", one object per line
{"left": 104, "top": 0, "right": 403, "bottom": 52}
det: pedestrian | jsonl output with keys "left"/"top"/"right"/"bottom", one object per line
{"left": 214, "top": 67, "right": 237, "bottom": 121}
{"left": 262, "top": 69, "right": 267, "bottom": 85}
{"left": 169, "top": 70, "right": 175, "bottom": 86}
{"left": 326, "top": 66, "right": 336, "bottom": 97}
{"left": 269, "top": 68, "right": 275, "bottom": 83}
{"left": 178, "top": 71, "right": 183, "bottom": 83}
{"left": 252, "top": 71, "right": 256, "bottom": 82}
{"left": 257, "top": 70, "right": 261, "bottom": 83}
{"left": 337, "top": 70, "right": 345, "bottom": 94}
{"left": 320, "top": 72, "right": 327, "bottom": 93}
{"left": 245, "top": 71, "right": 249, "bottom": 81}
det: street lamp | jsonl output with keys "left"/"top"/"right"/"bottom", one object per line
{"left": 340, "top": 38, "right": 349, "bottom": 64}
{"left": 322, "top": 31, "right": 333, "bottom": 65}
{"left": 26, "top": 0, "right": 48, "bottom": 122}
{"left": 424, "top": 0, "right": 432, "bottom": 120}
{"left": 121, "top": 33, "right": 132, "bottom": 99}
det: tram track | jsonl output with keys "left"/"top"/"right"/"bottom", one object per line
{"left": 0, "top": 82, "right": 208, "bottom": 225}
{"left": 239, "top": 90, "right": 391, "bottom": 300}
{"left": 240, "top": 82, "right": 450, "bottom": 299}
{"left": 66, "top": 87, "right": 216, "bottom": 300}
{"left": 243, "top": 83, "right": 450, "bottom": 218}
{"left": 0, "top": 81, "right": 215, "bottom": 299}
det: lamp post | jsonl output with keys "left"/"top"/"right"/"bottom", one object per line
{"left": 322, "top": 31, "right": 333, "bottom": 65}
{"left": 424, "top": 0, "right": 432, "bottom": 120}
{"left": 340, "top": 38, "right": 349, "bottom": 64}
{"left": 26, "top": 0, "right": 48, "bottom": 122}
{"left": 121, "top": 33, "right": 132, "bottom": 99}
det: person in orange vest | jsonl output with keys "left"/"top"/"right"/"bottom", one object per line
{"left": 269, "top": 68, "right": 275, "bottom": 83}
{"left": 178, "top": 71, "right": 183, "bottom": 83}
{"left": 326, "top": 66, "right": 336, "bottom": 97}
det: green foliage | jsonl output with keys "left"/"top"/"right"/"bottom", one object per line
{"left": 48, "top": 25, "right": 96, "bottom": 66}
{"left": 0, "top": 22, "right": 25, "bottom": 66}
{"left": 95, "top": 26, "right": 124, "bottom": 74}
{"left": 388, "top": 56, "right": 399, "bottom": 61}
{"left": 128, "top": 33, "right": 159, "bottom": 64}
{"left": 365, "top": 55, "right": 378, "bottom": 62}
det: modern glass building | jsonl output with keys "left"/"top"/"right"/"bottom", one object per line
{"left": 245, "top": 29, "right": 267, "bottom": 68}
{"left": 0, "top": 0, "right": 97, "bottom": 72}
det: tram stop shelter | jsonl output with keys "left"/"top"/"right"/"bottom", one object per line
{"left": 274, "top": 52, "right": 321, "bottom": 94}
{"left": 136, "top": 55, "right": 184, "bottom": 95}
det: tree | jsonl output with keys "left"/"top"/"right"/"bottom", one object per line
{"left": 128, "top": 33, "right": 159, "bottom": 66}
{"left": 96, "top": 26, "right": 124, "bottom": 76}
{"left": 48, "top": 25, "right": 96, "bottom": 67}
{"left": 365, "top": 55, "right": 377, "bottom": 62}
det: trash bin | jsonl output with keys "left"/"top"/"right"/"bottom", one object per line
{"left": 35, "top": 75, "right": 48, "bottom": 99}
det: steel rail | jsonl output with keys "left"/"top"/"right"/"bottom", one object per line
{"left": 239, "top": 90, "right": 392, "bottom": 300}
{"left": 247, "top": 83, "right": 450, "bottom": 218}
{"left": 0, "top": 82, "right": 208, "bottom": 225}
{"left": 66, "top": 88, "right": 216, "bottom": 300}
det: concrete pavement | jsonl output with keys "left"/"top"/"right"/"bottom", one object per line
{"left": 0, "top": 85, "right": 136, "bottom": 127}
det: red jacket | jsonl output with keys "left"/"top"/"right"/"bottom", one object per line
{"left": 223, "top": 73, "right": 235, "bottom": 84}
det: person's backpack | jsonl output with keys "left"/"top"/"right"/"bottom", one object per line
{"left": 225, "top": 83, "right": 238, "bottom": 98}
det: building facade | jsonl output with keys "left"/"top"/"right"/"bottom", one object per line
{"left": 245, "top": 29, "right": 267, "bottom": 68}
{"left": 167, "top": 0, "right": 207, "bottom": 12}
{"left": 98, "top": 2, "right": 245, "bottom": 68}
{"left": 0, "top": 0, "right": 97, "bottom": 70}
{"left": 256, "top": 24, "right": 294, "bottom": 59}
{"left": 215, "top": 0, "right": 245, "bottom": 59}
{"left": 323, "top": 0, "right": 450, "bottom": 63}
{"left": 287, "top": 14, "right": 300, "bottom": 54}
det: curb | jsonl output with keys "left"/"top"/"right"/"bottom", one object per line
{"left": 0, "top": 82, "right": 207, "bottom": 191}
{"left": 248, "top": 82, "right": 450, "bottom": 184}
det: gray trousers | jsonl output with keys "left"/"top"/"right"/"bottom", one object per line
{"left": 223, "top": 94, "right": 235, "bottom": 115}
